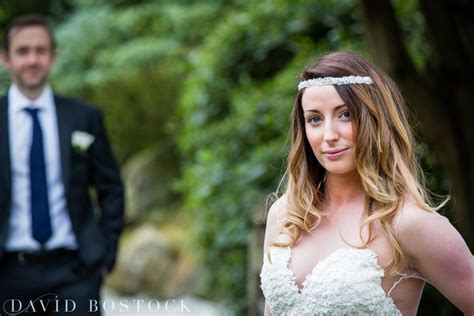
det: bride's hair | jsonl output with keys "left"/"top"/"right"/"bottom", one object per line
{"left": 273, "top": 51, "right": 448, "bottom": 276}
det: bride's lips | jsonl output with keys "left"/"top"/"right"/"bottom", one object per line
{"left": 323, "top": 148, "right": 348, "bottom": 160}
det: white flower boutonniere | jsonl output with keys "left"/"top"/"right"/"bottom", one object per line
{"left": 71, "top": 131, "right": 95, "bottom": 155}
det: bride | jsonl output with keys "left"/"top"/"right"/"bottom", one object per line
{"left": 260, "top": 51, "right": 474, "bottom": 315}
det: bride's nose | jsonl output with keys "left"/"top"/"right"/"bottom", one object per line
{"left": 323, "top": 120, "right": 339, "bottom": 142}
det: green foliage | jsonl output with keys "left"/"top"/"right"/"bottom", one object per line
{"left": 0, "top": 0, "right": 73, "bottom": 28}
{"left": 177, "top": 0, "right": 362, "bottom": 312}
{"left": 392, "top": 0, "right": 429, "bottom": 71}
{"left": 50, "top": 2, "right": 228, "bottom": 162}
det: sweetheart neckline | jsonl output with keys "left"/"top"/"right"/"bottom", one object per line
{"left": 270, "top": 246, "right": 383, "bottom": 295}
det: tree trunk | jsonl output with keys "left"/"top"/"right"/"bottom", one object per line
{"left": 358, "top": 0, "right": 474, "bottom": 249}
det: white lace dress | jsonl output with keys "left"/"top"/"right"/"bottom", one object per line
{"left": 260, "top": 247, "right": 403, "bottom": 315}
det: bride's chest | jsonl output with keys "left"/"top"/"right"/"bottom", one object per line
{"left": 289, "top": 225, "right": 394, "bottom": 289}
{"left": 260, "top": 246, "right": 400, "bottom": 315}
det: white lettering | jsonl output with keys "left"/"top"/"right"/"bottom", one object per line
{"left": 38, "top": 299, "right": 50, "bottom": 312}
{"left": 102, "top": 299, "right": 115, "bottom": 312}
{"left": 119, "top": 299, "right": 129, "bottom": 312}
{"left": 54, "top": 298, "right": 60, "bottom": 312}
{"left": 165, "top": 299, "right": 176, "bottom": 312}
{"left": 89, "top": 299, "right": 99, "bottom": 312}
{"left": 26, "top": 300, "right": 37, "bottom": 312}
{"left": 132, "top": 299, "right": 145, "bottom": 312}
{"left": 6, "top": 299, "right": 22, "bottom": 313}
{"left": 148, "top": 299, "right": 161, "bottom": 311}
{"left": 64, "top": 299, "right": 76, "bottom": 312}
{"left": 181, "top": 299, "right": 191, "bottom": 312}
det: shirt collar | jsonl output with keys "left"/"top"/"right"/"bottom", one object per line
{"left": 8, "top": 84, "right": 55, "bottom": 114}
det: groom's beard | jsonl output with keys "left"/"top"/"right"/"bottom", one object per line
{"left": 13, "top": 69, "right": 49, "bottom": 95}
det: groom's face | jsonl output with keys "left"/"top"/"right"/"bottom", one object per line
{"left": 2, "top": 25, "right": 56, "bottom": 92}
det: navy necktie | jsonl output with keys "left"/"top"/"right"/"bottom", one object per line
{"left": 25, "top": 107, "right": 52, "bottom": 245}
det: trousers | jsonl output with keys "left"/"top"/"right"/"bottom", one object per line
{"left": 0, "top": 249, "right": 102, "bottom": 315}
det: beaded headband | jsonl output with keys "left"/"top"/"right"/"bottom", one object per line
{"left": 297, "top": 75, "right": 373, "bottom": 91}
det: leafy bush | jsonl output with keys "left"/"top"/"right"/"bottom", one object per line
{"left": 51, "top": 2, "right": 230, "bottom": 162}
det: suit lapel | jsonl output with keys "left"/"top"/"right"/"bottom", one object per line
{"left": 0, "top": 96, "right": 10, "bottom": 193}
{"left": 54, "top": 96, "right": 72, "bottom": 195}
{"left": 0, "top": 96, "right": 11, "bottom": 239}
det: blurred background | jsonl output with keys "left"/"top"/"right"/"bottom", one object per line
{"left": 1, "top": 0, "right": 472, "bottom": 315}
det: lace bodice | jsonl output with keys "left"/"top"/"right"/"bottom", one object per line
{"left": 260, "top": 247, "right": 402, "bottom": 315}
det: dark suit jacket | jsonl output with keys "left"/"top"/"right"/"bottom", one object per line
{"left": 0, "top": 94, "right": 124, "bottom": 271}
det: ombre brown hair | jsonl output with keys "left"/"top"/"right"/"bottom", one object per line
{"left": 274, "top": 51, "right": 447, "bottom": 276}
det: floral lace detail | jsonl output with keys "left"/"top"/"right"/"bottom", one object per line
{"left": 260, "top": 247, "right": 402, "bottom": 316}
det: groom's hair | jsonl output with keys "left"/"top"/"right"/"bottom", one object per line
{"left": 3, "top": 14, "right": 56, "bottom": 52}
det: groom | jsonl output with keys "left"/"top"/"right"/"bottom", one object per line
{"left": 0, "top": 15, "right": 124, "bottom": 314}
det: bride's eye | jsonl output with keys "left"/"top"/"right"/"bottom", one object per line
{"left": 307, "top": 115, "right": 322, "bottom": 126}
{"left": 339, "top": 111, "right": 351, "bottom": 120}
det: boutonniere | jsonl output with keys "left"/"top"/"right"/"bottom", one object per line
{"left": 71, "top": 131, "right": 95, "bottom": 155}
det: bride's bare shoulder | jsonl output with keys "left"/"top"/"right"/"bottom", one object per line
{"left": 264, "top": 195, "right": 291, "bottom": 248}
{"left": 391, "top": 196, "right": 448, "bottom": 236}
{"left": 267, "top": 194, "right": 288, "bottom": 222}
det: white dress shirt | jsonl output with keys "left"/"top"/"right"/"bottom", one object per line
{"left": 6, "top": 84, "right": 78, "bottom": 251}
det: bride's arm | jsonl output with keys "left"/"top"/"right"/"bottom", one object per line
{"left": 264, "top": 303, "right": 273, "bottom": 316}
{"left": 396, "top": 204, "right": 474, "bottom": 314}
{"left": 263, "top": 197, "right": 285, "bottom": 253}
{"left": 262, "top": 197, "right": 287, "bottom": 316}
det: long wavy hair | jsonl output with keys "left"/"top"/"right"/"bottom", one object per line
{"left": 274, "top": 51, "right": 448, "bottom": 276}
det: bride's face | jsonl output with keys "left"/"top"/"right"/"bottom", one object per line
{"left": 301, "top": 85, "right": 357, "bottom": 176}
